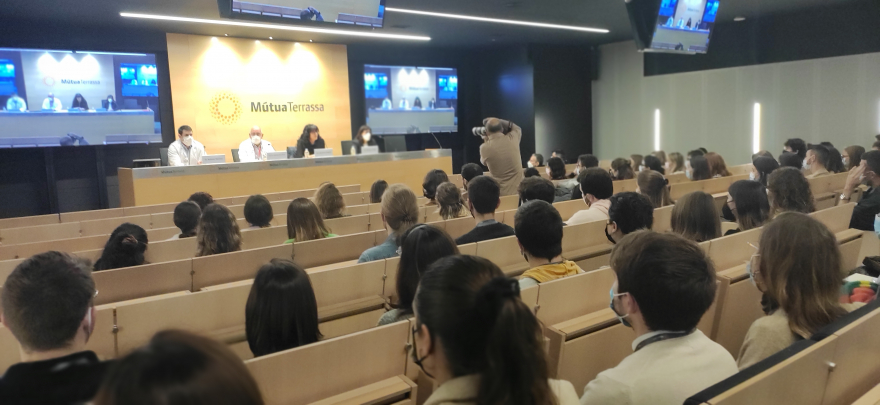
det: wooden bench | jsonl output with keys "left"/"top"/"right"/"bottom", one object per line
{"left": 652, "top": 205, "right": 674, "bottom": 233}
{"left": 670, "top": 175, "right": 749, "bottom": 202}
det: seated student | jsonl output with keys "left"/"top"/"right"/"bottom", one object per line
{"left": 752, "top": 150, "right": 775, "bottom": 160}
{"left": 460, "top": 163, "right": 484, "bottom": 191}
{"left": 0, "top": 252, "right": 111, "bottom": 404}
{"left": 94, "top": 223, "right": 149, "bottom": 271}
{"left": 523, "top": 167, "right": 541, "bottom": 178}
{"left": 606, "top": 192, "right": 655, "bottom": 243}
{"left": 455, "top": 176, "right": 516, "bottom": 245}
{"left": 169, "top": 201, "right": 201, "bottom": 240}
{"left": 412, "top": 255, "right": 580, "bottom": 405}
{"left": 804, "top": 145, "right": 831, "bottom": 178}
{"left": 844, "top": 150, "right": 880, "bottom": 230}
{"left": 246, "top": 259, "right": 321, "bottom": 357}
{"left": 630, "top": 154, "right": 644, "bottom": 171}
{"left": 688, "top": 155, "right": 712, "bottom": 181}
{"left": 751, "top": 156, "right": 780, "bottom": 187}
{"left": 370, "top": 179, "right": 388, "bottom": 204}
{"left": 187, "top": 191, "right": 214, "bottom": 210}
{"left": 285, "top": 198, "right": 336, "bottom": 243}
{"left": 568, "top": 155, "right": 601, "bottom": 199}
{"left": 843, "top": 145, "right": 865, "bottom": 172}
{"left": 315, "top": 183, "right": 346, "bottom": 219}
{"left": 580, "top": 231, "right": 737, "bottom": 404}
{"left": 738, "top": 213, "right": 859, "bottom": 369}
{"left": 652, "top": 150, "right": 667, "bottom": 168}
{"left": 826, "top": 146, "right": 846, "bottom": 174}
{"left": 422, "top": 169, "right": 449, "bottom": 206}
{"left": 552, "top": 149, "right": 566, "bottom": 162}
{"left": 637, "top": 170, "right": 672, "bottom": 208}
{"left": 567, "top": 168, "right": 614, "bottom": 225}
{"left": 784, "top": 137, "right": 807, "bottom": 159}
{"left": 768, "top": 167, "right": 815, "bottom": 216}
{"left": 546, "top": 157, "right": 568, "bottom": 181}
{"left": 778, "top": 151, "right": 804, "bottom": 169}
{"left": 379, "top": 225, "right": 459, "bottom": 326}
{"left": 610, "top": 158, "right": 635, "bottom": 180}
{"left": 705, "top": 152, "right": 732, "bottom": 177}
{"left": 518, "top": 176, "right": 556, "bottom": 206}
{"left": 435, "top": 182, "right": 469, "bottom": 220}
{"left": 528, "top": 153, "right": 545, "bottom": 168}
{"left": 352, "top": 125, "right": 378, "bottom": 155}
{"left": 671, "top": 192, "right": 721, "bottom": 242}
{"left": 196, "top": 204, "right": 242, "bottom": 256}
{"left": 666, "top": 152, "right": 685, "bottom": 174}
{"left": 243, "top": 194, "right": 273, "bottom": 230}
{"left": 358, "top": 184, "right": 419, "bottom": 263}
{"left": 516, "top": 200, "right": 583, "bottom": 289}
{"left": 725, "top": 180, "right": 770, "bottom": 236}
{"left": 94, "top": 330, "right": 263, "bottom": 405}
{"left": 873, "top": 140, "right": 880, "bottom": 152}
{"left": 643, "top": 154, "right": 665, "bottom": 175}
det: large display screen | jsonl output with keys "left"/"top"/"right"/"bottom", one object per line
{"left": 364, "top": 65, "right": 458, "bottom": 135}
{"left": 227, "top": 0, "right": 386, "bottom": 28}
{"left": 626, "top": 0, "right": 720, "bottom": 54}
{"left": 0, "top": 48, "right": 162, "bottom": 147}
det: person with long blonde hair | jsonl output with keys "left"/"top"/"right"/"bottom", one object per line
{"left": 666, "top": 152, "right": 685, "bottom": 174}
{"left": 285, "top": 198, "right": 336, "bottom": 243}
{"left": 196, "top": 204, "right": 242, "bottom": 257}
{"left": 314, "top": 183, "right": 346, "bottom": 219}
{"left": 434, "top": 182, "right": 468, "bottom": 220}
{"left": 358, "top": 184, "right": 419, "bottom": 263}
{"left": 637, "top": 170, "right": 672, "bottom": 208}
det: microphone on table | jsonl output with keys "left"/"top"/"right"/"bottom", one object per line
{"left": 430, "top": 132, "right": 442, "bottom": 149}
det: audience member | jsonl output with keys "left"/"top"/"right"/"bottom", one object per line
{"left": 630, "top": 154, "right": 644, "bottom": 171}
{"left": 751, "top": 156, "right": 780, "bottom": 187}
{"left": 643, "top": 155, "right": 665, "bottom": 174}
{"left": 652, "top": 150, "right": 667, "bottom": 167}
{"left": 844, "top": 150, "right": 880, "bottom": 230}
{"left": 546, "top": 156, "right": 567, "bottom": 181}
{"left": 523, "top": 167, "right": 541, "bottom": 178}
{"left": 610, "top": 158, "right": 635, "bottom": 180}
{"left": 580, "top": 232, "right": 736, "bottom": 404}
{"left": 460, "top": 163, "right": 484, "bottom": 191}
{"left": 552, "top": 149, "right": 567, "bottom": 163}
{"left": 246, "top": 259, "right": 321, "bottom": 357}
{"left": 568, "top": 168, "right": 614, "bottom": 225}
{"left": 243, "top": 195, "right": 273, "bottom": 229}
{"left": 435, "top": 182, "right": 468, "bottom": 220}
{"left": 379, "top": 225, "right": 459, "bottom": 326}
{"left": 698, "top": 147, "right": 708, "bottom": 154}
{"left": 518, "top": 176, "right": 556, "bottom": 205}
{"left": 0, "top": 252, "right": 110, "bottom": 404}
{"left": 737, "top": 213, "right": 856, "bottom": 369}
{"left": 412, "top": 255, "right": 579, "bottom": 405}
{"left": 422, "top": 169, "right": 449, "bottom": 206}
{"left": 705, "top": 152, "right": 732, "bottom": 177}
{"left": 196, "top": 204, "right": 242, "bottom": 256}
{"left": 752, "top": 150, "right": 774, "bottom": 160}
{"left": 637, "top": 170, "right": 672, "bottom": 208}
{"left": 843, "top": 145, "right": 865, "bottom": 172}
{"left": 784, "top": 138, "right": 807, "bottom": 159}
{"left": 667, "top": 152, "right": 685, "bottom": 174}
{"left": 768, "top": 167, "right": 815, "bottom": 215}
{"left": 94, "top": 330, "right": 263, "bottom": 405}
{"left": 725, "top": 180, "right": 770, "bottom": 235}
{"left": 804, "top": 145, "right": 831, "bottom": 178}
{"left": 687, "top": 149, "right": 705, "bottom": 161}
{"left": 873, "top": 140, "right": 880, "bottom": 151}
{"left": 516, "top": 201, "right": 583, "bottom": 289}
{"left": 576, "top": 154, "right": 600, "bottom": 173}
{"left": 285, "top": 198, "right": 336, "bottom": 243}
{"left": 93, "top": 223, "right": 149, "bottom": 271}
{"left": 455, "top": 176, "right": 515, "bottom": 245}
{"left": 688, "top": 155, "right": 712, "bottom": 181}
{"left": 671, "top": 192, "right": 721, "bottom": 242}
{"left": 187, "top": 191, "right": 214, "bottom": 210}
{"left": 606, "top": 192, "right": 654, "bottom": 243}
{"left": 528, "top": 153, "right": 544, "bottom": 168}
{"left": 369, "top": 179, "right": 388, "bottom": 204}
{"left": 314, "top": 183, "right": 346, "bottom": 219}
{"left": 820, "top": 141, "right": 835, "bottom": 149}
{"left": 778, "top": 151, "right": 804, "bottom": 169}
{"left": 358, "top": 184, "right": 419, "bottom": 263}
{"left": 170, "top": 201, "right": 200, "bottom": 240}
{"left": 826, "top": 147, "right": 846, "bottom": 174}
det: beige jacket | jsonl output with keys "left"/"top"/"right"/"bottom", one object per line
{"left": 479, "top": 124, "right": 524, "bottom": 196}
{"left": 425, "top": 374, "right": 580, "bottom": 405}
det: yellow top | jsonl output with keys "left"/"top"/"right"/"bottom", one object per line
{"left": 520, "top": 260, "right": 581, "bottom": 284}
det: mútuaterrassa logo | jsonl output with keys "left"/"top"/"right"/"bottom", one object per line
{"left": 209, "top": 91, "right": 242, "bottom": 125}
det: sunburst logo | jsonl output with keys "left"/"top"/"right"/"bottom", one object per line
{"left": 209, "top": 91, "right": 242, "bottom": 125}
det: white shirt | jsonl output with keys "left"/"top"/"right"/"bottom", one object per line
{"left": 167, "top": 139, "right": 206, "bottom": 166}
{"left": 42, "top": 97, "right": 63, "bottom": 111}
{"left": 567, "top": 199, "right": 611, "bottom": 226}
{"left": 237, "top": 139, "right": 275, "bottom": 162}
{"left": 580, "top": 330, "right": 737, "bottom": 405}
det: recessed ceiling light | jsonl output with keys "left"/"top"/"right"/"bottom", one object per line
{"left": 384, "top": 7, "right": 608, "bottom": 33}
{"left": 119, "top": 12, "right": 432, "bottom": 41}
{"left": 734, "top": 16, "right": 746, "bottom": 21}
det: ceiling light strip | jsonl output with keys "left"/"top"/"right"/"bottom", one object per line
{"left": 385, "top": 7, "right": 608, "bottom": 34}
{"left": 119, "top": 13, "right": 431, "bottom": 41}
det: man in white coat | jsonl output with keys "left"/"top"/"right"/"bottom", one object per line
{"left": 238, "top": 126, "right": 275, "bottom": 162}
{"left": 167, "top": 125, "right": 206, "bottom": 166}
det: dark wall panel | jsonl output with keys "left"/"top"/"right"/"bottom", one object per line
{"left": 0, "top": 149, "right": 49, "bottom": 218}
{"left": 478, "top": 47, "right": 535, "bottom": 167}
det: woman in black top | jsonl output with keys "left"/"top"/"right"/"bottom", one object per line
{"left": 294, "top": 124, "right": 325, "bottom": 158}
{"left": 71, "top": 93, "right": 89, "bottom": 110}
{"left": 353, "top": 125, "right": 378, "bottom": 154}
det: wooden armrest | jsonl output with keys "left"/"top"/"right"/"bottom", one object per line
{"left": 815, "top": 192, "right": 836, "bottom": 200}
{"left": 318, "top": 295, "right": 386, "bottom": 323}
{"left": 835, "top": 228, "right": 863, "bottom": 244}
{"left": 565, "top": 244, "right": 613, "bottom": 262}
{"left": 308, "top": 375, "right": 417, "bottom": 405}
{"left": 209, "top": 325, "right": 246, "bottom": 345}
{"left": 553, "top": 308, "right": 619, "bottom": 340}
{"left": 501, "top": 262, "right": 531, "bottom": 278}
{"left": 717, "top": 263, "right": 749, "bottom": 283}
{"left": 200, "top": 279, "right": 253, "bottom": 291}
{"left": 307, "top": 259, "right": 361, "bottom": 273}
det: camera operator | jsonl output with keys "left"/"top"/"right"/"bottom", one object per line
{"left": 476, "top": 117, "right": 523, "bottom": 196}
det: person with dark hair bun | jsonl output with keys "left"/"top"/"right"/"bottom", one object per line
{"left": 422, "top": 169, "right": 449, "bottom": 206}
{"left": 94, "top": 223, "right": 149, "bottom": 271}
{"left": 170, "top": 201, "right": 201, "bottom": 240}
{"left": 243, "top": 195, "right": 273, "bottom": 229}
{"left": 751, "top": 156, "right": 779, "bottom": 187}
{"left": 412, "top": 255, "right": 580, "bottom": 405}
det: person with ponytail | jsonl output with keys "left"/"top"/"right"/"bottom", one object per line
{"left": 412, "top": 255, "right": 579, "bottom": 405}
{"left": 580, "top": 231, "right": 736, "bottom": 404}
{"left": 358, "top": 184, "right": 420, "bottom": 263}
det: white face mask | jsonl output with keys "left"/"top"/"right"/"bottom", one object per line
{"left": 545, "top": 168, "right": 552, "bottom": 176}
{"left": 251, "top": 135, "right": 262, "bottom": 145}
{"left": 749, "top": 172, "right": 756, "bottom": 181}
{"left": 182, "top": 135, "right": 193, "bottom": 147}
{"left": 842, "top": 158, "right": 848, "bottom": 166}
{"left": 362, "top": 132, "right": 371, "bottom": 142}
{"left": 575, "top": 166, "right": 581, "bottom": 175}
{"left": 527, "top": 161, "right": 534, "bottom": 168}
{"left": 802, "top": 159, "right": 811, "bottom": 170}
{"left": 639, "top": 165, "right": 645, "bottom": 172}
{"left": 686, "top": 169, "right": 693, "bottom": 180}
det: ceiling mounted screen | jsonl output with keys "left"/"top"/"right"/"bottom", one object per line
{"left": 220, "top": 0, "right": 386, "bottom": 28}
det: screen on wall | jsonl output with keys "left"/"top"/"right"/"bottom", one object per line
{"left": 626, "top": 0, "right": 720, "bottom": 54}
{"left": 363, "top": 65, "right": 458, "bottom": 135}
{"left": 225, "top": 0, "right": 386, "bottom": 28}
{"left": 0, "top": 47, "right": 162, "bottom": 147}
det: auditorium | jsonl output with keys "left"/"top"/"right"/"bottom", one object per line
{"left": 2, "top": 0, "right": 880, "bottom": 404}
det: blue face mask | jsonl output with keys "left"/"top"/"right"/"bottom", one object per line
{"left": 609, "top": 286, "right": 632, "bottom": 328}
{"left": 874, "top": 215, "right": 880, "bottom": 239}
{"left": 747, "top": 261, "right": 756, "bottom": 287}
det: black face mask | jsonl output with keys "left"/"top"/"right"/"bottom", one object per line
{"left": 411, "top": 325, "right": 434, "bottom": 379}
{"left": 605, "top": 226, "right": 616, "bottom": 244}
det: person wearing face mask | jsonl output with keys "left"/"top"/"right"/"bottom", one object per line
{"left": 844, "top": 150, "right": 880, "bottom": 231}
{"left": 294, "top": 124, "right": 325, "bottom": 158}
{"left": 581, "top": 231, "right": 736, "bottom": 405}
{"left": 561, "top": 154, "right": 599, "bottom": 196}
{"left": 604, "top": 192, "right": 654, "bottom": 244}
{"left": 102, "top": 95, "right": 118, "bottom": 111}
{"left": 352, "top": 125, "right": 378, "bottom": 155}
{"left": 750, "top": 156, "right": 779, "bottom": 187}
{"left": 167, "top": 125, "right": 206, "bottom": 166}
{"left": 527, "top": 153, "right": 544, "bottom": 169}
{"left": 0, "top": 252, "right": 111, "bottom": 404}
{"left": 515, "top": 200, "right": 584, "bottom": 289}
{"left": 238, "top": 126, "right": 275, "bottom": 162}
{"left": 567, "top": 168, "right": 613, "bottom": 225}
{"left": 803, "top": 145, "right": 831, "bottom": 178}
{"left": 41, "top": 92, "right": 63, "bottom": 111}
